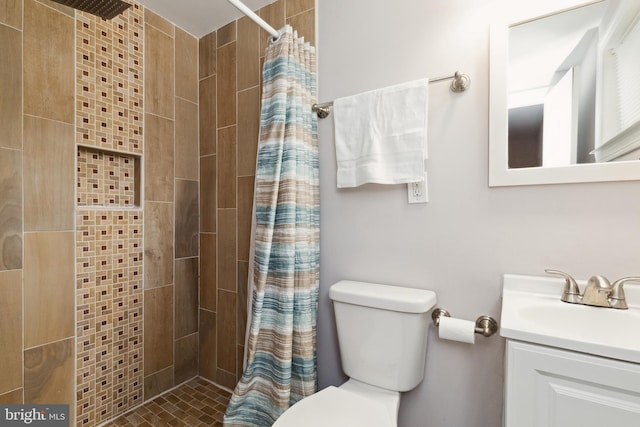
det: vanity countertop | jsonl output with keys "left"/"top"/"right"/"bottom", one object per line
{"left": 500, "top": 273, "right": 640, "bottom": 364}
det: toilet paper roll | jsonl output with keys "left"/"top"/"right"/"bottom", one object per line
{"left": 438, "top": 316, "right": 476, "bottom": 344}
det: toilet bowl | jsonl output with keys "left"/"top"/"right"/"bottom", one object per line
{"left": 273, "top": 280, "right": 437, "bottom": 427}
{"left": 273, "top": 380, "right": 398, "bottom": 427}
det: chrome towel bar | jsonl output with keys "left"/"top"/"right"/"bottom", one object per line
{"left": 312, "top": 71, "right": 471, "bottom": 119}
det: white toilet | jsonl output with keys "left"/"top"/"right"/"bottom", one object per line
{"left": 273, "top": 280, "right": 437, "bottom": 427}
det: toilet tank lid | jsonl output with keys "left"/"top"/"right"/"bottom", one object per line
{"left": 329, "top": 280, "right": 437, "bottom": 313}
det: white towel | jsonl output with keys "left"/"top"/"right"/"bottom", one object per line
{"left": 333, "top": 79, "right": 428, "bottom": 188}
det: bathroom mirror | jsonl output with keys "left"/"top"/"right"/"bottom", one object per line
{"left": 489, "top": 0, "right": 640, "bottom": 186}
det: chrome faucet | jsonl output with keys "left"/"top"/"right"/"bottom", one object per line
{"left": 545, "top": 269, "right": 581, "bottom": 304}
{"left": 581, "top": 275, "right": 614, "bottom": 307}
{"left": 609, "top": 277, "right": 640, "bottom": 309}
{"left": 545, "top": 269, "right": 640, "bottom": 310}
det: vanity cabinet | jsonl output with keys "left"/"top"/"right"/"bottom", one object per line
{"left": 504, "top": 340, "right": 640, "bottom": 427}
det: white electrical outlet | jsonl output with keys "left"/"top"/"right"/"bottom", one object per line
{"left": 407, "top": 175, "right": 428, "bottom": 204}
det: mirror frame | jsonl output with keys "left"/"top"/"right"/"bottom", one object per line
{"left": 488, "top": 8, "right": 640, "bottom": 187}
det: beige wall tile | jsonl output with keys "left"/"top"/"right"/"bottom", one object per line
{"left": 237, "top": 176, "right": 254, "bottom": 262}
{"left": 286, "top": 0, "right": 314, "bottom": 17}
{"left": 237, "top": 87, "right": 260, "bottom": 177}
{"left": 0, "top": 0, "right": 22, "bottom": 29}
{"left": 200, "top": 233, "right": 216, "bottom": 311}
{"left": 143, "top": 365, "right": 174, "bottom": 401}
{"left": 175, "top": 257, "right": 198, "bottom": 338}
{"left": 24, "top": 337, "right": 74, "bottom": 405}
{"left": 199, "top": 31, "right": 216, "bottom": 80}
{"left": 217, "top": 21, "right": 236, "bottom": 46}
{"left": 259, "top": 0, "right": 285, "bottom": 53}
{"left": 175, "top": 28, "right": 198, "bottom": 103}
{"left": 24, "top": 0, "right": 74, "bottom": 123}
{"left": 237, "top": 261, "right": 249, "bottom": 346}
{"left": 36, "top": 0, "right": 73, "bottom": 16}
{"left": 217, "top": 209, "right": 236, "bottom": 292}
{"left": 287, "top": 8, "right": 315, "bottom": 46}
{"left": 259, "top": 56, "right": 265, "bottom": 97}
{"left": 175, "top": 98, "right": 199, "bottom": 180}
{"left": 144, "top": 285, "right": 174, "bottom": 374}
{"left": 0, "top": 148, "right": 22, "bottom": 270}
{"left": 144, "top": 8, "right": 174, "bottom": 36}
{"left": 217, "top": 43, "right": 237, "bottom": 128}
{"left": 23, "top": 116, "right": 74, "bottom": 232}
{"left": 237, "top": 16, "right": 260, "bottom": 91}
{"left": 144, "top": 113, "right": 174, "bottom": 202}
{"left": 24, "top": 232, "right": 74, "bottom": 348}
{"left": 145, "top": 24, "right": 175, "bottom": 119}
{"left": 218, "top": 126, "right": 237, "bottom": 209}
{"left": 175, "top": 333, "right": 198, "bottom": 384}
{"left": 0, "top": 270, "right": 22, "bottom": 394}
{"left": 175, "top": 180, "right": 199, "bottom": 258}
{"left": 216, "top": 368, "right": 237, "bottom": 390}
{"left": 144, "top": 202, "right": 174, "bottom": 289}
{"left": 218, "top": 293, "right": 237, "bottom": 376}
{"left": 0, "top": 388, "right": 23, "bottom": 404}
{"left": 200, "top": 155, "right": 217, "bottom": 232}
{"left": 199, "top": 75, "right": 217, "bottom": 156}
{"left": 199, "top": 308, "right": 217, "bottom": 381}
{"left": 0, "top": 25, "right": 21, "bottom": 150}
{"left": 237, "top": 344, "right": 245, "bottom": 379}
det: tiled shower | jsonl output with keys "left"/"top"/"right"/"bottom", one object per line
{"left": 0, "top": 0, "right": 314, "bottom": 425}
{"left": 197, "top": 0, "right": 316, "bottom": 391}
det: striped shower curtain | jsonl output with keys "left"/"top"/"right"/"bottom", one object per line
{"left": 223, "top": 25, "right": 319, "bottom": 427}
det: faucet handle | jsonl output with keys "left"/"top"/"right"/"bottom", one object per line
{"left": 545, "top": 269, "right": 581, "bottom": 304}
{"left": 609, "top": 277, "right": 640, "bottom": 309}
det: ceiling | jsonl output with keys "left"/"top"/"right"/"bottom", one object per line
{"left": 135, "top": 0, "right": 276, "bottom": 38}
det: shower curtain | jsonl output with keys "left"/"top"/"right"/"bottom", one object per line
{"left": 224, "top": 25, "right": 319, "bottom": 427}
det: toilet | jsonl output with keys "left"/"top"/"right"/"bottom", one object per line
{"left": 273, "top": 280, "right": 437, "bottom": 427}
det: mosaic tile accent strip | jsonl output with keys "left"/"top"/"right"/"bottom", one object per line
{"left": 77, "top": 146, "right": 138, "bottom": 207}
{"left": 76, "top": 210, "right": 144, "bottom": 426}
{"left": 76, "top": 3, "right": 145, "bottom": 425}
{"left": 76, "top": 3, "right": 144, "bottom": 154}
{"left": 104, "top": 378, "right": 230, "bottom": 427}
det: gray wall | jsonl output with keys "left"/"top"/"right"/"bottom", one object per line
{"left": 316, "top": 0, "right": 640, "bottom": 426}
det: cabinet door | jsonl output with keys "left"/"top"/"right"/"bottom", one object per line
{"left": 504, "top": 340, "right": 640, "bottom": 427}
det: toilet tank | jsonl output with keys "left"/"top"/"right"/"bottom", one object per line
{"left": 329, "top": 280, "right": 437, "bottom": 392}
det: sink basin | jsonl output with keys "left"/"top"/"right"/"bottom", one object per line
{"left": 500, "top": 274, "right": 640, "bottom": 363}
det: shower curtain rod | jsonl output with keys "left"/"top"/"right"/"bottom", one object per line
{"left": 226, "top": 0, "right": 280, "bottom": 38}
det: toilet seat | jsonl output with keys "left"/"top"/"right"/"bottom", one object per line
{"left": 272, "top": 385, "right": 395, "bottom": 427}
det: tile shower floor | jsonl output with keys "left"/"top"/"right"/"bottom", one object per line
{"left": 105, "top": 377, "right": 231, "bottom": 426}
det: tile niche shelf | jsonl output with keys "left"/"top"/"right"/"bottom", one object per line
{"left": 77, "top": 145, "right": 141, "bottom": 208}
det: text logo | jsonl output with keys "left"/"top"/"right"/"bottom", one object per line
{"left": 0, "top": 405, "right": 69, "bottom": 426}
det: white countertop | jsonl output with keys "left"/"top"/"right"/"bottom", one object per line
{"left": 500, "top": 273, "right": 640, "bottom": 364}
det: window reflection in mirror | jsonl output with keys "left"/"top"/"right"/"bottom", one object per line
{"left": 507, "top": 0, "right": 640, "bottom": 169}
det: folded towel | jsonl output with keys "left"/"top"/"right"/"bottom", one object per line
{"left": 333, "top": 79, "right": 429, "bottom": 188}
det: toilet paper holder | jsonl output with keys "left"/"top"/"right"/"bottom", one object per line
{"left": 431, "top": 308, "right": 498, "bottom": 338}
